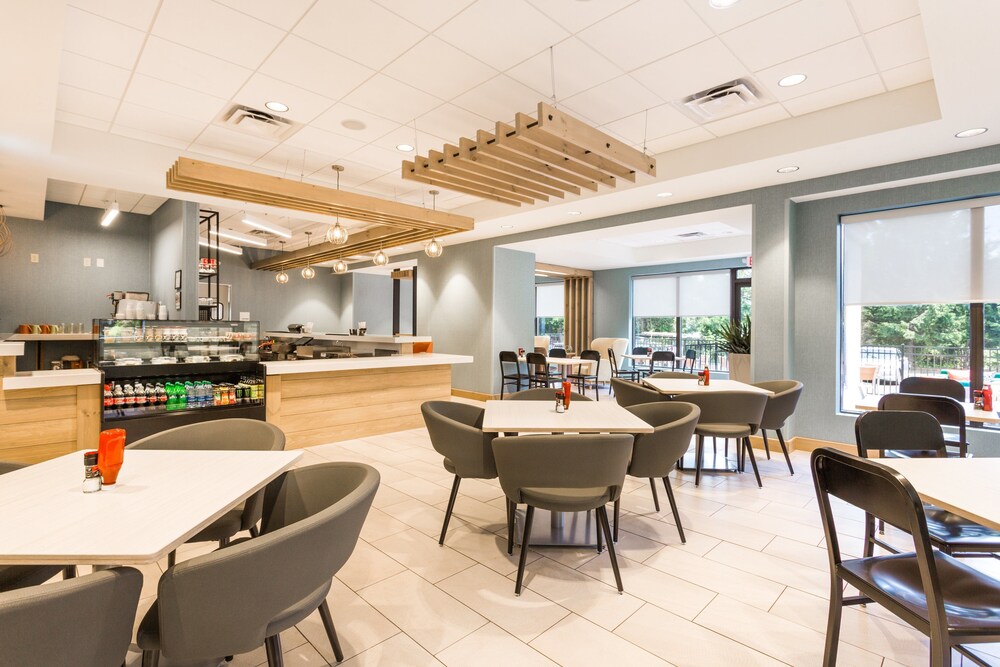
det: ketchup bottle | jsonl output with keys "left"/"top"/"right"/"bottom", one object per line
{"left": 703, "top": 366, "right": 711, "bottom": 386}
{"left": 984, "top": 384, "right": 993, "bottom": 412}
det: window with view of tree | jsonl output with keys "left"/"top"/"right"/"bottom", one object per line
{"left": 841, "top": 197, "right": 1000, "bottom": 415}
{"left": 535, "top": 282, "right": 564, "bottom": 348}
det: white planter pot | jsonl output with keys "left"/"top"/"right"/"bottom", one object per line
{"left": 729, "top": 353, "right": 751, "bottom": 383}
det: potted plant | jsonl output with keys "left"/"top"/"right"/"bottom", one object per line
{"left": 715, "top": 315, "right": 752, "bottom": 383}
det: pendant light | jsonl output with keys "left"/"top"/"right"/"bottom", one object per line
{"left": 325, "top": 165, "right": 348, "bottom": 245}
{"left": 301, "top": 231, "right": 316, "bottom": 279}
{"left": 424, "top": 190, "right": 444, "bottom": 258}
{"left": 275, "top": 241, "right": 289, "bottom": 284}
{"left": 333, "top": 256, "right": 348, "bottom": 274}
{"left": 373, "top": 245, "right": 389, "bottom": 266}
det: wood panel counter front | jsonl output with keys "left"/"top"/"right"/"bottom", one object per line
{"left": 264, "top": 353, "right": 473, "bottom": 449}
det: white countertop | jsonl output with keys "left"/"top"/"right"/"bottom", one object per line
{"left": 2, "top": 368, "right": 102, "bottom": 391}
{"left": 0, "top": 341, "right": 25, "bottom": 356}
{"left": 263, "top": 352, "right": 472, "bottom": 375}
{"left": 265, "top": 331, "right": 432, "bottom": 344}
{"left": 5, "top": 333, "right": 98, "bottom": 341}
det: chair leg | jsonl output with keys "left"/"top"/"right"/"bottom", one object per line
{"left": 249, "top": 525, "right": 260, "bottom": 538}
{"left": 761, "top": 429, "right": 772, "bottom": 459}
{"left": 776, "top": 429, "right": 795, "bottom": 475}
{"left": 167, "top": 550, "right": 176, "bottom": 568}
{"left": 440, "top": 475, "right": 462, "bottom": 545}
{"left": 507, "top": 500, "right": 515, "bottom": 555}
{"left": 823, "top": 581, "right": 843, "bottom": 667}
{"left": 662, "top": 477, "right": 686, "bottom": 544}
{"left": 743, "top": 437, "right": 762, "bottom": 488}
{"left": 648, "top": 477, "right": 660, "bottom": 512}
{"left": 863, "top": 513, "right": 877, "bottom": 558}
{"left": 515, "top": 506, "right": 535, "bottom": 596}
{"left": 62, "top": 566, "right": 76, "bottom": 579}
{"left": 141, "top": 650, "right": 160, "bottom": 667}
{"left": 318, "top": 599, "right": 345, "bottom": 663}
{"left": 219, "top": 536, "right": 229, "bottom": 549}
{"left": 597, "top": 506, "right": 624, "bottom": 593}
{"left": 596, "top": 509, "right": 604, "bottom": 554}
{"left": 694, "top": 435, "right": 704, "bottom": 486}
{"left": 264, "top": 634, "right": 284, "bottom": 667}
{"left": 613, "top": 499, "right": 620, "bottom": 542}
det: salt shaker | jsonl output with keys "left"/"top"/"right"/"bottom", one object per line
{"left": 83, "top": 451, "right": 102, "bottom": 493}
{"left": 555, "top": 392, "right": 565, "bottom": 413}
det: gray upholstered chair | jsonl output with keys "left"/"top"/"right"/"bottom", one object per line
{"left": 753, "top": 380, "right": 803, "bottom": 475}
{"left": 611, "top": 378, "right": 661, "bottom": 407}
{"left": 647, "top": 371, "right": 698, "bottom": 380}
{"left": 0, "top": 567, "right": 142, "bottom": 667}
{"left": 492, "top": 434, "right": 633, "bottom": 595}
{"left": 0, "top": 461, "right": 75, "bottom": 590}
{"left": 505, "top": 387, "right": 592, "bottom": 402}
{"left": 128, "top": 419, "right": 286, "bottom": 565}
{"left": 137, "top": 462, "right": 379, "bottom": 667}
{"left": 616, "top": 402, "right": 700, "bottom": 543}
{"left": 421, "top": 401, "right": 498, "bottom": 545}
{"left": 673, "top": 391, "right": 768, "bottom": 488}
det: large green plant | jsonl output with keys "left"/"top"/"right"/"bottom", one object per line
{"left": 714, "top": 315, "right": 752, "bottom": 354}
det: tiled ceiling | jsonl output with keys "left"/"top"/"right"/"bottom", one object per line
{"left": 45, "top": 180, "right": 167, "bottom": 215}
{"left": 48, "top": 0, "right": 931, "bottom": 248}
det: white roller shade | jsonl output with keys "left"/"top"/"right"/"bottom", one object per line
{"left": 632, "top": 275, "right": 677, "bottom": 317}
{"left": 984, "top": 205, "right": 1000, "bottom": 301}
{"left": 536, "top": 283, "right": 564, "bottom": 317}
{"left": 678, "top": 271, "right": 731, "bottom": 316}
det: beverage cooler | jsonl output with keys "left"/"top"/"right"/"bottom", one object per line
{"left": 95, "top": 319, "right": 266, "bottom": 443}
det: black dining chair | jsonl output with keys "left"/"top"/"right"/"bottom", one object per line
{"left": 498, "top": 350, "right": 527, "bottom": 398}
{"left": 525, "top": 351, "right": 558, "bottom": 388}
{"left": 681, "top": 348, "right": 698, "bottom": 373}
{"left": 877, "top": 393, "right": 968, "bottom": 457}
{"left": 608, "top": 348, "right": 638, "bottom": 385}
{"left": 647, "top": 350, "right": 676, "bottom": 376}
{"left": 899, "top": 376, "right": 967, "bottom": 402}
{"left": 811, "top": 447, "right": 1000, "bottom": 666}
{"left": 566, "top": 350, "right": 602, "bottom": 401}
{"left": 549, "top": 348, "right": 567, "bottom": 358}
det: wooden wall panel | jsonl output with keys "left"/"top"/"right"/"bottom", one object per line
{"left": 0, "top": 384, "right": 102, "bottom": 463}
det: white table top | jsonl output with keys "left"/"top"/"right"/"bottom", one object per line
{"left": 854, "top": 396, "right": 1000, "bottom": 424}
{"left": 517, "top": 356, "right": 595, "bottom": 368}
{"left": 642, "top": 378, "right": 773, "bottom": 395}
{"left": 482, "top": 399, "right": 654, "bottom": 433}
{"left": 0, "top": 449, "right": 301, "bottom": 565}
{"left": 878, "top": 458, "right": 1000, "bottom": 532}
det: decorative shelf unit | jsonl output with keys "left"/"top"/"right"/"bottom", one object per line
{"left": 199, "top": 209, "right": 221, "bottom": 321}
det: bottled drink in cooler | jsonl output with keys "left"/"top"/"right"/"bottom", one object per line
{"left": 135, "top": 382, "right": 146, "bottom": 407}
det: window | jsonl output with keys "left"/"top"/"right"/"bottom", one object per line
{"left": 535, "top": 283, "right": 564, "bottom": 348}
{"left": 840, "top": 196, "right": 1000, "bottom": 414}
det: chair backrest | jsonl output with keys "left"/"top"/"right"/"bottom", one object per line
{"left": 611, "top": 378, "right": 661, "bottom": 407}
{"left": 877, "top": 393, "right": 966, "bottom": 440}
{"left": 855, "top": 410, "right": 948, "bottom": 458}
{"left": 579, "top": 349, "right": 601, "bottom": 361}
{"left": 607, "top": 348, "right": 622, "bottom": 374}
{"left": 0, "top": 567, "right": 142, "bottom": 667}
{"left": 549, "top": 348, "right": 567, "bottom": 358}
{"left": 127, "top": 418, "right": 285, "bottom": 452}
{"left": 525, "top": 352, "right": 548, "bottom": 376}
{"left": 154, "top": 462, "right": 378, "bottom": 661}
{"left": 625, "top": 402, "right": 700, "bottom": 477}
{"left": 632, "top": 346, "right": 651, "bottom": 355}
{"left": 647, "top": 371, "right": 695, "bottom": 380}
{"left": 421, "top": 401, "right": 497, "bottom": 479}
{"left": 505, "top": 387, "right": 592, "bottom": 402}
{"left": 900, "top": 376, "right": 967, "bottom": 402}
{"left": 810, "top": 448, "right": 947, "bottom": 627}
{"left": 651, "top": 350, "right": 675, "bottom": 363}
{"left": 682, "top": 349, "right": 697, "bottom": 372}
{"left": 492, "top": 434, "right": 633, "bottom": 504}
{"left": 755, "top": 380, "right": 803, "bottom": 430}
{"left": 672, "top": 391, "right": 767, "bottom": 429}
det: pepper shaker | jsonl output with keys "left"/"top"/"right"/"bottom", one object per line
{"left": 82, "top": 451, "right": 102, "bottom": 493}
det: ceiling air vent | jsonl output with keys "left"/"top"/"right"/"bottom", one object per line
{"left": 675, "top": 231, "right": 709, "bottom": 239}
{"left": 219, "top": 105, "right": 297, "bottom": 140}
{"left": 677, "top": 78, "right": 768, "bottom": 122}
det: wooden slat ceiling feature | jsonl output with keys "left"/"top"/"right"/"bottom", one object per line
{"left": 165, "top": 158, "right": 474, "bottom": 271}
{"left": 402, "top": 102, "right": 656, "bottom": 206}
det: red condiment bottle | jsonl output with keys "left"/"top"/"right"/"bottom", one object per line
{"left": 703, "top": 366, "right": 710, "bottom": 386}
{"left": 562, "top": 380, "right": 572, "bottom": 408}
{"left": 984, "top": 384, "right": 993, "bottom": 412}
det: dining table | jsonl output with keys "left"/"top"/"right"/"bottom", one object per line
{"left": 854, "top": 395, "right": 1000, "bottom": 424}
{"left": 878, "top": 458, "right": 1000, "bottom": 532}
{"left": 642, "top": 377, "right": 774, "bottom": 396}
{"left": 0, "top": 449, "right": 301, "bottom": 566}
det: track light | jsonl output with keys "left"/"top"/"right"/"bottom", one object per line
{"left": 243, "top": 213, "right": 291, "bottom": 238}
{"left": 211, "top": 227, "right": 267, "bottom": 247}
{"left": 198, "top": 238, "right": 243, "bottom": 255}
{"left": 100, "top": 201, "right": 119, "bottom": 227}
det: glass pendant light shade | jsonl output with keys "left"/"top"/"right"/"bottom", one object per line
{"left": 333, "top": 258, "right": 348, "bottom": 274}
{"left": 373, "top": 248, "right": 389, "bottom": 266}
{"left": 301, "top": 265, "right": 316, "bottom": 279}
{"left": 424, "top": 238, "right": 443, "bottom": 258}
{"left": 326, "top": 220, "right": 348, "bottom": 245}
{"left": 276, "top": 270, "right": 289, "bottom": 284}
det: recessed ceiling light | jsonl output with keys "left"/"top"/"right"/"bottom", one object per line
{"left": 778, "top": 73, "right": 807, "bottom": 87}
{"left": 265, "top": 101, "right": 289, "bottom": 113}
{"left": 341, "top": 119, "right": 366, "bottom": 131}
{"left": 567, "top": 210, "right": 582, "bottom": 215}
{"left": 396, "top": 143, "right": 414, "bottom": 152}
{"left": 656, "top": 192, "right": 673, "bottom": 198}
{"left": 776, "top": 166, "right": 800, "bottom": 174}
{"left": 709, "top": 0, "right": 741, "bottom": 8}
{"left": 955, "top": 127, "right": 988, "bottom": 138}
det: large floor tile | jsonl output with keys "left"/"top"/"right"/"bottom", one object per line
{"left": 358, "top": 507, "right": 410, "bottom": 542}
{"left": 712, "top": 505, "right": 825, "bottom": 545}
{"left": 335, "top": 539, "right": 407, "bottom": 591}
{"left": 380, "top": 497, "right": 468, "bottom": 539}
{"left": 529, "top": 614, "right": 671, "bottom": 666}
{"left": 295, "top": 577, "right": 400, "bottom": 663}
{"left": 705, "top": 541, "right": 830, "bottom": 598}
{"left": 371, "top": 528, "right": 476, "bottom": 583}
{"left": 442, "top": 523, "right": 541, "bottom": 576}
{"left": 437, "top": 623, "right": 558, "bottom": 667}
{"left": 338, "top": 633, "right": 442, "bottom": 666}
{"left": 435, "top": 495, "right": 508, "bottom": 530}
{"left": 578, "top": 554, "right": 716, "bottom": 620}
{"left": 616, "top": 513, "right": 720, "bottom": 556}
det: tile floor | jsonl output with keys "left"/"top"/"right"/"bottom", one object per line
{"left": 116, "top": 425, "right": 1000, "bottom": 666}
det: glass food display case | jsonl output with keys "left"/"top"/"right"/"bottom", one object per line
{"left": 95, "top": 319, "right": 266, "bottom": 443}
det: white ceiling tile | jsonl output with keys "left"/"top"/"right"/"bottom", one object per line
{"left": 865, "top": 15, "right": 929, "bottom": 71}
{"left": 113, "top": 102, "right": 206, "bottom": 143}
{"left": 436, "top": 0, "right": 569, "bottom": 71}
{"left": 359, "top": 173, "right": 418, "bottom": 199}
{"left": 371, "top": 125, "right": 447, "bottom": 156}
{"left": 344, "top": 143, "right": 407, "bottom": 172}
{"left": 46, "top": 180, "right": 87, "bottom": 205}
{"left": 701, "top": 103, "right": 790, "bottom": 136}
{"left": 881, "top": 58, "right": 933, "bottom": 91}
{"left": 59, "top": 52, "right": 131, "bottom": 99}
{"left": 111, "top": 125, "right": 190, "bottom": 151}
{"left": 383, "top": 37, "right": 497, "bottom": 101}
{"left": 234, "top": 73, "right": 334, "bottom": 124}
{"left": 632, "top": 38, "right": 747, "bottom": 103}
{"left": 602, "top": 104, "right": 697, "bottom": 146}
{"left": 341, "top": 75, "right": 442, "bottom": 123}
{"left": 259, "top": 36, "right": 375, "bottom": 102}
{"left": 507, "top": 37, "right": 622, "bottom": 101}
{"left": 253, "top": 145, "right": 336, "bottom": 177}
{"left": 781, "top": 75, "right": 885, "bottom": 116}
{"left": 561, "top": 76, "right": 663, "bottom": 125}
{"left": 213, "top": 0, "right": 314, "bottom": 30}
{"left": 62, "top": 6, "right": 146, "bottom": 68}
{"left": 294, "top": 0, "right": 426, "bottom": 70}
{"left": 152, "top": 0, "right": 285, "bottom": 68}
{"left": 57, "top": 85, "right": 119, "bottom": 122}
{"left": 67, "top": 0, "right": 159, "bottom": 30}
{"left": 757, "top": 38, "right": 878, "bottom": 101}
{"left": 414, "top": 104, "right": 491, "bottom": 143}
{"left": 81, "top": 186, "right": 143, "bottom": 210}
{"left": 683, "top": 0, "right": 799, "bottom": 34}
{"left": 54, "top": 110, "right": 111, "bottom": 132}
{"left": 125, "top": 74, "right": 228, "bottom": 123}
{"left": 372, "top": 0, "right": 475, "bottom": 31}
{"left": 311, "top": 103, "right": 400, "bottom": 143}
{"left": 189, "top": 125, "right": 279, "bottom": 162}
{"left": 721, "top": 0, "right": 859, "bottom": 71}
{"left": 451, "top": 75, "right": 549, "bottom": 122}
{"left": 847, "top": 0, "right": 920, "bottom": 32}
{"left": 577, "top": 0, "right": 712, "bottom": 72}
{"left": 308, "top": 159, "right": 389, "bottom": 188}
{"left": 282, "top": 126, "right": 367, "bottom": 161}
{"left": 136, "top": 37, "right": 252, "bottom": 99}
{"left": 526, "top": 0, "right": 638, "bottom": 33}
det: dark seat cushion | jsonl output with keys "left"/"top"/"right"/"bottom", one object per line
{"left": 520, "top": 487, "right": 613, "bottom": 512}
{"left": 925, "top": 506, "right": 1000, "bottom": 548}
